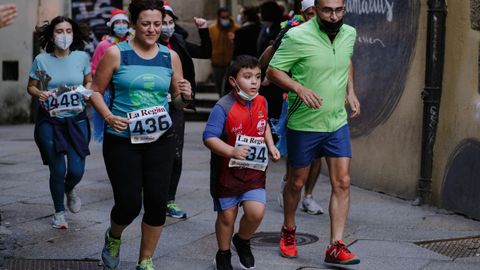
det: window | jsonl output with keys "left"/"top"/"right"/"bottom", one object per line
{"left": 2, "top": 61, "right": 19, "bottom": 81}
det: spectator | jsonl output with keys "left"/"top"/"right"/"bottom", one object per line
{"left": 158, "top": 1, "right": 212, "bottom": 219}
{"left": 233, "top": 6, "right": 261, "bottom": 57}
{"left": 209, "top": 7, "right": 240, "bottom": 96}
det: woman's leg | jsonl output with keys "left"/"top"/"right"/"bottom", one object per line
{"left": 64, "top": 120, "right": 88, "bottom": 193}
{"left": 103, "top": 134, "right": 143, "bottom": 236}
{"left": 139, "top": 133, "right": 175, "bottom": 261}
{"left": 37, "top": 122, "right": 67, "bottom": 213}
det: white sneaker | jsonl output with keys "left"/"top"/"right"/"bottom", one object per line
{"left": 66, "top": 188, "right": 81, "bottom": 213}
{"left": 277, "top": 178, "right": 287, "bottom": 209}
{"left": 301, "top": 195, "right": 324, "bottom": 215}
{"left": 52, "top": 211, "right": 68, "bottom": 229}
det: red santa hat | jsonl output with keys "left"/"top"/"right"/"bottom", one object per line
{"left": 163, "top": 1, "right": 178, "bottom": 20}
{"left": 106, "top": 9, "right": 129, "bottom": 27}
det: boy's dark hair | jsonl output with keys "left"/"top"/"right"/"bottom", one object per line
{"left": 128, "top": 0, "right": 165, "bottom": 25}
{"left": 35, "top": 16, "right": 91, "bottom": 53}
{"left": 227, "top": 55, "right": 260, "bottom": 79}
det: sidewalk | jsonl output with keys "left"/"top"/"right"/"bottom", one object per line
{"left": 1, "top": 123, "right": 480, "bottom": 270}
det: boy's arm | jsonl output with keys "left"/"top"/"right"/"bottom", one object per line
{"left": 264, "top": 124, "right": 281, "bottom": 161}
{"left": 203, "top": 104, "right": 250, "bottom": 159}
{"left": 204, "top": 138, "right": 250, "bottom": 160}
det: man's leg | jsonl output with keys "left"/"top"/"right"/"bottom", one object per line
{"left": 305, "top": 158, "right": 321, "bottom": 196}
{"left": 325, "top": 157, "right": 351, "bottom": 243}
{"left": 283, "top": 165, "right": 310, "bottom": 228}
{"left": 324, "top": 156, "right": 359, "bottom": 265}
{"left": 301, "top": 158, "right": 324, "bottom": 215}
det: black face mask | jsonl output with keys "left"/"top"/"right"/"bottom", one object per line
{"left": 318, "top": 18, "right": 343, "bottom": 35}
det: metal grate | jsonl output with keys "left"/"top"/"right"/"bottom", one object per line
{"left": 416, "top": 236, "right": 480, "bottom": 258}
{"left": 250, "top": 231, "right": 319, "bottom": 247}
{"left": 1, "top": 259, "right": 103, "bottom": 270}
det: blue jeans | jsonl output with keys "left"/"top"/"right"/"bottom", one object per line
{"left": 37, "top": 120, "right": 88, "bottom": 212}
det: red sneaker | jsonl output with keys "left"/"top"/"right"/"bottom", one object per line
{"left": 279, "top": 226, "right": 297, "bottom": 258}
{"left": 324, "top": 240, "right": 360, "bottom": 265}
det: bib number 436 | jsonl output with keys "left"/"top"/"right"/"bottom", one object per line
{"left": 128, "top": 106, "right": 172, "bottom": 144}
{"left": 131, "top": 114, "right": 170, "bottom": 135}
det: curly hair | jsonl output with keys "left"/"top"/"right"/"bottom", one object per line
{"left": 35, "top": 16, "right": 91, "bottom": 53}
{"left": 128, "top": 0, "right": 165, "bottom": 25}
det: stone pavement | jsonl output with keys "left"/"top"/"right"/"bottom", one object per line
{"left": 1, "top": 123, "right": 480, "bottom": 270}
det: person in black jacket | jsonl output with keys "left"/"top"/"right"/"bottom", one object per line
{"left": 158, "top": 2, "right": 212, "bottom": 219}
{"left": 233, "top": 6, "right": 261, "bottom": 57}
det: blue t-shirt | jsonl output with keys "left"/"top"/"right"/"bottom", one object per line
{"left": 29, "top": 51, "right": 91, "bottom": 90}
{"left": 29, "top": 51, "right": 91, "bottom": 118}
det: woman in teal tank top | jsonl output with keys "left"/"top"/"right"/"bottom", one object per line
{"left": 89, "top": 1, "right": 193, "bottom": 269}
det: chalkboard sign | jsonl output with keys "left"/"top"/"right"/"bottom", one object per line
{"left": 344, "top": 0, "right": 420, "bottom": 137}
{"left": 72, "top": 0, "right": 123, "bottom": 56}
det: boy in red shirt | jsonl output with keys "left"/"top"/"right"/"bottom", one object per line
{"left": 203, "top": 55, "right": 281, "bottom": 270}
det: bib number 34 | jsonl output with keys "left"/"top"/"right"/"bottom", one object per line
{"left": 229, "top": 134, "right": 268, "bottom": 171}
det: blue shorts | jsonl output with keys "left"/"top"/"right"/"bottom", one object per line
{"left": 287, "top": 124, "right": 352, "bottom": 168}
{"left": 213, "top": 188, "right": 266, "bottom": 212}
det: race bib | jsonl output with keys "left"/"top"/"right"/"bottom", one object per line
{"left": 229, "top": 134, "right": 268, "bottom": 171}
{"left": 127, "top": 106, "right": 172, "bottom": 144}
{"left": 45, "top": 91, "right": 84, "bottom": 118}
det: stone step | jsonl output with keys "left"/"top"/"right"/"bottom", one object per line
{"left": 185, "top": 107, "right": 211, "bottom": 121}
{"left": 196, "top": 82, "right": 216, "bottom": 93}
{"left": 194, "top": 92, "right": 218, "bottom": 108}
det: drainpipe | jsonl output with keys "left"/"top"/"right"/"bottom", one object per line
{"left": 415, "top": 0, "right": 447, "bottom": 206}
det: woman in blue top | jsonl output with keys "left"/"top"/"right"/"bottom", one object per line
{"left": 27, "top": 16, "right": 92, "bottom": 230}
{"left": 89, "top": 1, "right": 192, "bottom": 269}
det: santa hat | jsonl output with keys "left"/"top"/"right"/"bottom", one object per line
{"left": 301, "top": 0, "right": 315, "bottom": 11}
{"left": 163, "top": 1, "right": 178, "bottom": 20}
{"left": 106, "top": 9, "right": 129, "bottom": 27}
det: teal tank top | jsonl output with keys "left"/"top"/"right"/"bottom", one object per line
{"left": 107, "top": 41, "right": 172, "bottom": 137}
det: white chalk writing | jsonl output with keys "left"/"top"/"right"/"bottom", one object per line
{"left": 357, "top": 34, "right": 386, "bottom": 47}
{"left": 346, "top": 0, "right": 394, "bottom": 22}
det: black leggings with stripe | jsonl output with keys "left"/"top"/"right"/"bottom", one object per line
{"left": 103, "top": 131, "right": 175, "bottom": 227}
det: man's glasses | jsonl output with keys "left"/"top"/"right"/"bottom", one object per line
{"left": 317, "top": 6, "right": 346, "bottom": 17}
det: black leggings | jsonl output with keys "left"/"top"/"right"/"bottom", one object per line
{"left": 103, "top": 131, "right": 175, "bottom": 227}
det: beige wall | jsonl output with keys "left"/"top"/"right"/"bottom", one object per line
{"left": 432, "top": 0, "right": 480, "bottom": 204}
{"left": 0, "top": 0, "right": 69, "bottom": 123}
{"left": 349, "top": 0, "right": 480, "bottom": 206}
{"left": 347, "top": 1, "right": 427, "bottom": 200}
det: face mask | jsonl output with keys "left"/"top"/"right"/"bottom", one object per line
{"left": 318, "top": 18, "right": 343, "bottom": 35}
{"left": 234, "top": 79, "right": 258, "bottom": 101}
{"left": 161, "top": 25, "right": 175, "bottom": 39}
{"left": 54, "top": 33, "right": 73, "bottom": 50}
{"left": 236, "top": 14, "right": 242, "bottom": 24}
{"left": 219, "top": 19, "right": 231, "bottom": 28}
{"left": 113, "top": 24, "right": 129, "bottom": 38}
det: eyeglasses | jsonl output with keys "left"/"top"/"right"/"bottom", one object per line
{"left": 317, "top": 6, "right": 345, "bottom": 17}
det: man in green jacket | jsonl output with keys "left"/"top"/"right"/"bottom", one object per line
{"left": 267, "top": 0, "right": 361, "bottom": 265}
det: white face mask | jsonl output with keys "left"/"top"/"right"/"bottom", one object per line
{"left": 54, "top": 33, "right": 73, "bottom": 50}
{"left": 234, "top": 79, "right": 258, "bottom": 101}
